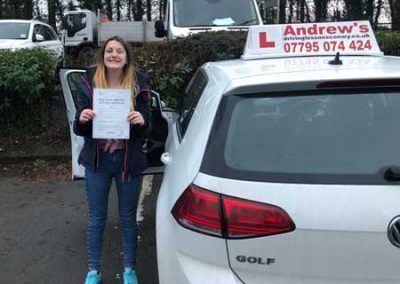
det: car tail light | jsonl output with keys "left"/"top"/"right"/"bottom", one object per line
{"left": 223, "top": 196, "right": 295, "bottom": 238}
{"left": 172, "top": 184, "right": 295, "bottom": 239}
{"left": 171, "top": 184, "right": 223, "bottom": 237}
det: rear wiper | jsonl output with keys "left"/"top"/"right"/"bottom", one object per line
{"left": 235, "top": 18, "right": 258, "bottom": 25}
{"left": 193, "top": 24, "right": 217, "bottom": 27}
{"left": 384, "top": 166, "right": 400, "bottom": 182}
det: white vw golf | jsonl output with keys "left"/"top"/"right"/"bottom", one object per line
{"left": 60, "top": 21, "right": 400, "bottom": 283}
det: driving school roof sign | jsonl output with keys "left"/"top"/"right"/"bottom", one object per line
{"left": 242, "top": 21, "right": 383, "bottom": 60}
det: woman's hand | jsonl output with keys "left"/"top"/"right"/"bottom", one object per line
{"left": 128, "top": 111, "right": 145, "bottom": 126}
{"left": 79, "top": 109, "right": 95, "bottom": 124}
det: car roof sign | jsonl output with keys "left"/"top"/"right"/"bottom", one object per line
{"left": 242, "top": 21, "right": 383, "bottom": 60}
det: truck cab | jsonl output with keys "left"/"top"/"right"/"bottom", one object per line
{"left": 155, "top": 0, "right": 263, "bottom": 39}
{"left": 61, "top": 9, "right": 160, "bottom": 60}
{"left": 61, "top": 10, "right": 97, "bottom": 57}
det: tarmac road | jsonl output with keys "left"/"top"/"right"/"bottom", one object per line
{"left": 0, "top": 174, "right": 162, "bottom": 284}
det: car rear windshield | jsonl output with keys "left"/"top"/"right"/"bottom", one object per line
{"left": 0, "top": 23, "right": 30, "bottom": 39}
{"left": 201, "top": 88, "right": 400, "bottom": 184}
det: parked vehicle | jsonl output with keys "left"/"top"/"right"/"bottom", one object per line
{"left": 60, "top": 21, "right": 400, "bottom": 283}
{"left": 60, "top": 9, "right": 161, "bottom": 58}
{"left": 0, "top": 19, "right": 64, "bottom": 60}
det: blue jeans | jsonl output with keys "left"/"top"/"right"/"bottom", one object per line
{"left": 85, "top": 150, "right": 143, "bottom": 271}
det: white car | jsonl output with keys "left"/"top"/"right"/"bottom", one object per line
{"left": 60, "top": 21, "right": 400, "bottom": 283}
{"left": 0, "top": 19, "right": 64, "bottom": 60}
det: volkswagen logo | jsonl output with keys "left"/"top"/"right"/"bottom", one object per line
{"left": 388, "top": 216, "right": 400, "bottom": 248}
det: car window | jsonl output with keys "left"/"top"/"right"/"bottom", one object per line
{"left": 33, "top": 24, "right": 45, "bottom": 40}
{"left": 67, "top": 72, "right": 85, "bottom": 108}
{"left": 0, "top": 23, "right": 30, "bottom": 39}
{"left": 201, "top": 88, "right": 400, "bottom": 184}
{"left": 62, "top": 12, "right": 87, "bottom": 37}
{"left": 177, "top": 70, "right": 207, "bottom": 139}
{"left": 42, "top": 25, "right": 57, "bottom": 40}
{"left": 34, "top": 24, "right": 56, "bottom": 41}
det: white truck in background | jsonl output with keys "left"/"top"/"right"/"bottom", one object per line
{"left": 61, "top": 9, "right": 160, "bottom": 58}
{"left": 61, "top": 0, "right": 263, "bottom": 58}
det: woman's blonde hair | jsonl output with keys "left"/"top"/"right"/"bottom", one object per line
{"left": 93, "top": 36, "right": 137, "bottom": 111}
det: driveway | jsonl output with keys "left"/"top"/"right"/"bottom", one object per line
{"left": 0, "top": 174, "right": 161, "bottom": 284}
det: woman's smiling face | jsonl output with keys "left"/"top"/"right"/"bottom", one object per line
{"left": 103, "top": 40, "right": 127, "bottom": 71}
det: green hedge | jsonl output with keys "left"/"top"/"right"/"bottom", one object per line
{"left": 0, "top": 48, "right": 58, "bottom": 137}
{"left": 376, "top": 31, "right": 400, "bottom": 57}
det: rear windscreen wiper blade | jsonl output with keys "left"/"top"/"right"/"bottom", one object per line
{"left": 193, "top": 24, "right": 217, "bottom": 27}
{"left": 384, "top": 166, "right": 400, "bottom": 181}
{"left": 235, "top": 18, "right": 258, "bottom": 25}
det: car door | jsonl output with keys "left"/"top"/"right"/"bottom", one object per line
{"left": 33, "top": 24, "right": 64, "bottom": 60}
{"left": 59, "top": 69, "right": 171, "bottom": 179}
{"left": 41, "top": 25, "right": 64, "bottom": 60}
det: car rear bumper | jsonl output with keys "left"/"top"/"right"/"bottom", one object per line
{"left": 156, "top": 214, "right": 243, "bottom": 284}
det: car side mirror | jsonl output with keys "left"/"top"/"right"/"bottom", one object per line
{"left": 154, "top": 20, "right": 166, "bottom": 38}
{"left": 34, "top": 33, "right": 45, "bottom": 42}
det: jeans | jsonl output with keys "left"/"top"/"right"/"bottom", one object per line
{"left": 85, "top": 150, "right": 143, "bottom": 270}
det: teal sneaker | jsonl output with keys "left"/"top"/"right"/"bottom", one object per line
{"left": 123, "top": 268, "right": 138, "bottom": 284}
{"left": 85, "top": 270, "right": 101, "bottom": 284}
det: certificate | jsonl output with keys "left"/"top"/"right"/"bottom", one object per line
{"left": 92, "top": 88, "right": 130, "bottom": 139}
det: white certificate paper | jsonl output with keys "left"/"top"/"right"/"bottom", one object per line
{"left": 92, "top": 88, "right": 130, "bottom": 139}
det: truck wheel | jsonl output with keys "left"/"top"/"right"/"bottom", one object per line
{"left": 78, "top": 46, "right": 96, "bottom": 65}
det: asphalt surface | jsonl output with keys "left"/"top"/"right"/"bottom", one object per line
{"left": 0, "top": 174, "right": 162, "bottom": 284}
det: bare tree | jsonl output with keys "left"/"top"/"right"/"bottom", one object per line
{"left": 116, "top": 0, "right": 121, "bottom": 21}
{"left": 297, "top": 0, "right": 305, "bottom": 22}
{"left": 0, "top": 0, "right": 7, "bottom": 19}
{"left": 389, "top": 0, "right": 400, "bottom": 30}
{"left": 279, "top": 0, "right": 287, "bottom": 23}
{"left": 146, "top": 0, "right": 152, "bottom": 21}
{"left": 47, "top": 0, "right": 57, "bottom": 30}
{"left": 104, "top": 0, "right": 113, "bottom": 20}
{"left": 314, "top": 0, "right": 329, "bottom": 22}
{"left": 23, "top": 0, "right": 34, "bottom": 19}
{"left": 365, "top": 0, "right": 374, "bottom": 23}
{"left": 0, "top": 0, "right": 33, "bottom": 19}
{"left": 79, "top": 0, "right": 102, "bottom": 12}
{"left": 288, "top": 0, "right": 295, "bottom": 22}
{"left": 127, "top": 0, "right": 132, "bottom": 20}
{"left": 304, "top": 1, "right": 311, "bottom": 22}
{"left": 373, "top": 0, "right": 384, "bottom": 28}
{"left": 56, "top": 0, "right": 65, "bottom": 21}
{"left": 343, "top": 0, "right": 365, "bottom": 20}
{"left": 33, "top": 0, "right": 42, "bottom": 20}
{"left": 159, "top": 0, "right": 167, "bottom": 20}
{"left": 134, "top": 0, "right": 144, "bottom": 20}
{"left": 67, "top": 0, "right": 76, "bottom": 11}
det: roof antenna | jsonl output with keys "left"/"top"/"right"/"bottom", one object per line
{"left": 329, "top": 52, "right": 343, "bottom": 65}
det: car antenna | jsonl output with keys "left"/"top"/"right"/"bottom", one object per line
{"left": 329, "top": 52, "right": 343, "bottom": 65}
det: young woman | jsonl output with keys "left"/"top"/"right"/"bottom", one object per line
{"left": 74, "top": 36, "right": 151, "bottom": 284}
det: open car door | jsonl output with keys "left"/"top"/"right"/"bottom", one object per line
{"left": 59, "top": 69, "right": 170, "bottom": 179}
